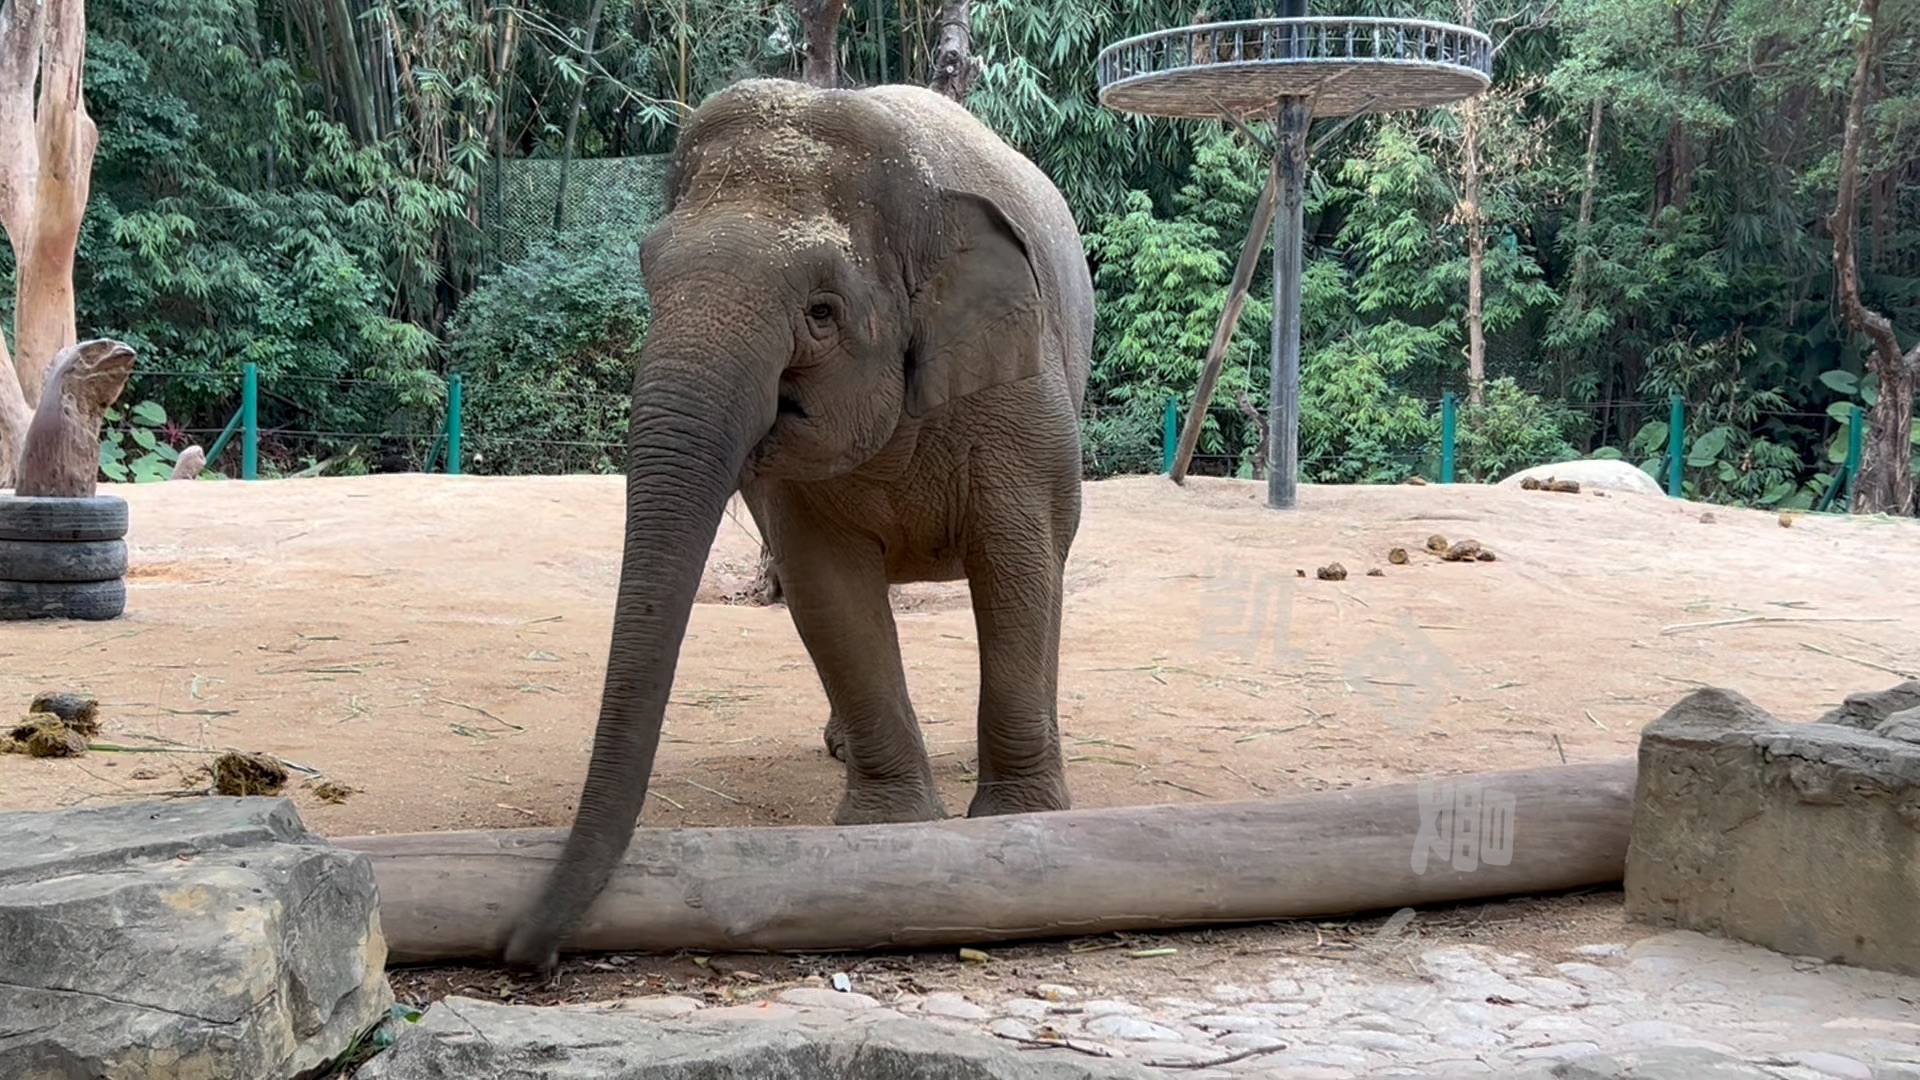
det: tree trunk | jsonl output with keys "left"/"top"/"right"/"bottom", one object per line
{"left": 0, "top": 0, "right": 98, "bottom": 490}
{"left": 1457, "top": 0, "right": 1485, "bottom": 406}
{"left": 1828, "top": 0, "right": 1917, "bottom": 517}
{"left": 551, "top": 0, "right": 607, "bottom": 233}
{"left": 15, "top": 340, "right": 135, "bottom": 498}
{"left": 793, "top": 0, "right": 847, "bottom": 87}
{"left": 927, "top": 0, "right": 978, "bottom": 102}
{"left": 340, "top": 759, "right": 1637, "bottom": 963}
{"left": 1463, "top": 95, "right": 1486, "bottom": 406}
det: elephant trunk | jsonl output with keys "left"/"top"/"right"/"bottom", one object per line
{"left": 504, "top": 335, "right": 777, "bottom": 970}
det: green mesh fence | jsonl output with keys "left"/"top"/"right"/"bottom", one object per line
{"left": 485, "top": 154, "right": 674, "bottom": 266}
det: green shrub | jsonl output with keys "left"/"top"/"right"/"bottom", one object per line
{"left": 446, "top": 234, "right": 651, "bottom": 474}
{"left": 1450, "top": 378, "right": 1583, "bottom": 482}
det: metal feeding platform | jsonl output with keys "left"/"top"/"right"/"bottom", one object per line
{"left": 1096, "top": 10, "right": 1492, "bottom": 508}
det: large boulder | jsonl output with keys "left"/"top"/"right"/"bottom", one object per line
{"left": 1623, "top": 686, "right": 1920, "bottom": 977}
{"left": 0, "top": 797, "right": 392, "bottom": 1079}
{"left": 356, "top": 995, "right": 1164, "bottom": 1080}
{"left": 1498, "top": 458, "right": 1665, "bottom": 496}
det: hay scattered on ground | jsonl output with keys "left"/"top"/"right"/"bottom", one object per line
{"left": 211, "top": 752, "right": 289, "bottom": 796}
{"left": 310, "top": 780, "right": 357, "bottom": 804}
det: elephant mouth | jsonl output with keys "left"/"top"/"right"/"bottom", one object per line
{"left": 777, "top": 393, "right": 808, "bottom": 419}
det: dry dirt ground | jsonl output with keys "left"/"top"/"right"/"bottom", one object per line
{"left": 3, "top": 473, "right": 1915, "bottom": 1006}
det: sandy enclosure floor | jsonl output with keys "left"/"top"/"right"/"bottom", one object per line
{"left": 4, "top": 472, "right": 1919, "bottom": 1024}
{"left": 4, "top": 473, "right": 1915, "bottom": 839}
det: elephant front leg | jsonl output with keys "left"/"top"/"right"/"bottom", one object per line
{"left": 777, "top": 533, "right": 946, "bottom": 825}
{"left": 822, "top": 707, "right": 847, "bottom": 761}
{"left": 963, "top": 531, "right": 1071, "bottom": 818}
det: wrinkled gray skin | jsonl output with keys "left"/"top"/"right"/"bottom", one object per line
{"left": 502, "top": 78, "right": 1093, "bottom": 972}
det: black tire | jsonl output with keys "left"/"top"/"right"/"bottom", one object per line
{"left": 0, "top": 578, "right": 127, "bottom": 621}
{"left": 0, "top": 495, "right": 129, "bottom": 542}
{"left": 0, "top": 538, "right": 128, "bottom": 582}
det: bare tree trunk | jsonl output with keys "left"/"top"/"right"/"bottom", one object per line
{"left": 1828, "top": 0, "right": 1917, "bottom": 517}
{"left": 1463, "top": 95, "right": 1486, "bottom": 407}
{"left": 0, "top": 0, "right": 98, "bottom": 489}
{"left": 14, "top": 0, "right": 96, "bottom": 408}
{"left": 927, "top": 0, "right": 979, "bottom": 102}
{"left": 1457, "top": 0, "right": 1485, "bottom": 406}
{"left": 551, "top": 0, "right": 607, "bottom": 232}
{"left": 794, "top": 0, "right": 847, "bottom": 87}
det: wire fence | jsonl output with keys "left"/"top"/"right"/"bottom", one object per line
{"left": 481, "top": 154, "right": 671, "bottom": 268}
{"left": 103, "top": 363, "right": 1887, "bottom": 516}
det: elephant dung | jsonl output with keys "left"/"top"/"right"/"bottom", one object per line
{"left": 4, "top": 713, "right": 86, "bottom": 758}
{"left": 211, "top": 751, "right": 290, "bottom": 796}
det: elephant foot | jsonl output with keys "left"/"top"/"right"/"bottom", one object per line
{"left": 823, "top": 710, "right": 847, "bottom": 762}
{"left": 966, "top": 773, "right": 1070, "bottom": 818}
{"left": 833, "top": 775, "right": 947, "bottom": 825}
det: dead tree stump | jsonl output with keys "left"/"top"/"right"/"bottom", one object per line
{"left": 14, "top": 339, "right": 135, "bottom": 498}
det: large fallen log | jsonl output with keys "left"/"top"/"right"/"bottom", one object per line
{"left": 337, "top": 759, "right": 1636, "bottom": 965}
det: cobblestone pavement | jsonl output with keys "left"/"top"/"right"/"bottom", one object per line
{"left": 589, "top": 930, "right": 1920, "bottom": 1079}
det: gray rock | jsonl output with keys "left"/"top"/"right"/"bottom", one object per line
{"left": 0, "top": 797, "right": 391, "bottom": 1080}
{"left": 779, "top": 986, "right": 880, "bottom": 1010}
{"left": 1624, "top": 687, "right": 1920, "bottom": 978}
{"left": 1872, "top": 707, "right": 1920, "bottom": 745}
{"left": 1818, "top": 681, "right": 1920, "bottom": 730}
{"left": 357, "top": 996, "right": 1165, "bottom": 1079}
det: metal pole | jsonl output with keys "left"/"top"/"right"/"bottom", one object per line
{"left": 1666, "top": 393, "right": 1683, "bottom": 497}
{"left": 1842, "top": 403, "right": 1863, "bottom": 511}
{"left": 242, "top": 362, "right": 258, "bottom": 481}
{"left": 1267, "top": 96, "right": 1310, "bottom": 509}
{"left": 1440, "top": 392, "right": 1457, "bottom": 483}
{"left": 1162, "top": 396, "right": 1178, "bottom": 474}
{"left": 447, "top": 374, "right": 464, "bottom": 475}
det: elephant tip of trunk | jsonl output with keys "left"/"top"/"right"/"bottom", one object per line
{"left": 502, "top": 920, "right": 565, "bottom": 976}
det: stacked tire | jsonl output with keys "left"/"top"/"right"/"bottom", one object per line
{"left": 0, "top": 495, "right": 129, "bottom": 621}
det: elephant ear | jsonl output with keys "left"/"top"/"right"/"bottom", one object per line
{"left": 904, "top": 189, "right": 1048, "bottom": 419}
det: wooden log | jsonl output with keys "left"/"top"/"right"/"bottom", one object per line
{"left": 14, "top": 338, "right": 134, "bottom": 498}
{"left": 335, "top": 759, "right": 1636, "bottom": 965}
{"left": 1170, "top": 150, "right": 1280, "bottom": 484}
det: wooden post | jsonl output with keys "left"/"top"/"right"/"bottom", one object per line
{"left": 334, "top": 759, "right": 1637, "bottom": 963}
{"left": 1170, "top": 151, "right": 1281, "bottom": 484}
{"left": 1268, "top": 96, "right": 1310, "bottom": 509}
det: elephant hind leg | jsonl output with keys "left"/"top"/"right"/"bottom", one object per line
{"left": 774, "top": 524, "right": 945, "bottom": 825}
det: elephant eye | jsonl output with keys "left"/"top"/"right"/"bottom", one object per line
{"left": 806, "top": 303, "right": 834, "bottom": 323}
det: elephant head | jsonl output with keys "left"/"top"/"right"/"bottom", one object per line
{"left": 502, "top": 79, "right": 1053, "bottom": 971}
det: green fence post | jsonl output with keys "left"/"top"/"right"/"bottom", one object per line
{"left": 447, "top": 374, "right": 464, "bottom": 476}
{"left": 1162, "top": 396, "right": 1178, "bottom": 475}
{"left": 204, "top": 406, "right": 244, "bottom": 469}
{"left": 242, "top": 363, "right": 258, "bottom": 481}
{"left": 1842, "top": 404, "right": 1863, "bottom": 511}
{"left": 1440, "top": 392, "right": 1457, "bottom": 484}
{"left": 1666, "top": 393, "right": 1684, "bottom": 497}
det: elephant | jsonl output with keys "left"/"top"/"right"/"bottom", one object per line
{"left": 501, "top": 76, "right": 1095, "bottom": 972}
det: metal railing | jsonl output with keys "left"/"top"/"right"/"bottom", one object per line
{"left": 1097, "top": 17, "right": 1494, "bottom": 95}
